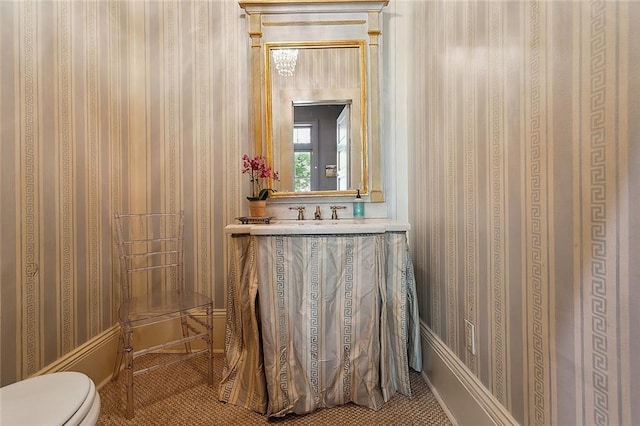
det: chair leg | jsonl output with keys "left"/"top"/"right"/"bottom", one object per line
{"left": 207, "top": 304, "right": 214, "bottom": 386}
{"left": 180, "top": 312, "right": 192, "bottom": 354}
{"left": 123, "top": 326, "right": 134, "bottom": 419}
{"left": 112, "top": 331, "right": 124, "bottom": 381}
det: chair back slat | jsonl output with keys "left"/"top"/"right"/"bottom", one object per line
{"left": 114, "top": 211, "right": 185, "bottom": 302}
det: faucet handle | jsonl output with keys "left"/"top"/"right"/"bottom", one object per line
{"left": 329, "top": 205, "right": 347, "bottom": 220}
{"left": 289, "top": 206, "right": 306, "bottom": 220}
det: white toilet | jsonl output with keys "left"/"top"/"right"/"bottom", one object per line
{"left": 0, "top": 371, "right": 101, "bottom": 425}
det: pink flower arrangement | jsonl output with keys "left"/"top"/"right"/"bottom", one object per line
{"left": 242, "top": 154, "right": 280, "bottom": 200}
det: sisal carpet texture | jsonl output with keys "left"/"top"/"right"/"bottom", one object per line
{"left": 98, "top": 353, "right": 453, "bottom": 426}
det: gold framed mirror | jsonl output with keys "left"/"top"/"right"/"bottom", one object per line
{"left": 239, "top": 0, "right": 388, "bottom": 202}
{"left": 265, "top": 41, "right": 367, "bottom": 197}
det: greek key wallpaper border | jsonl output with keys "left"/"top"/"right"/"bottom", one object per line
{"left": 408, "top": 1, "right": 638, "bottom": 425}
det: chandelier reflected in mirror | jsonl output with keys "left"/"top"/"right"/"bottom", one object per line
{"left": 272, "top": 49, "right": 298, "bottom": 77}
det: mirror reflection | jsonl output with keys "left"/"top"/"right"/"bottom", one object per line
{"left": 293, "top": 102, "right": 352, "bottom": 192}
{"left": 266, "top": 42, "right": 367, "bottom": 195}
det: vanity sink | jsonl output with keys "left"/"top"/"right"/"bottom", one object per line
{"left": 251, "top": 219, "right": 385, "bottom": 235}
{"left": 225, "top": 219, "right": 410, "bottom": 235}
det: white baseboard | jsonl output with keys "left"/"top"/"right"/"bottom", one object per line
{"left": 420, "top": 322, "right": 520, "bottom": 426}
{"left": 35, "top": 324, "right": 121, "bottom": 389}
{"left": 33, "top": 309, "right": 227, "bottom": 390}
{"left": 421, "top": 370, "right": 459, "bottom": 425}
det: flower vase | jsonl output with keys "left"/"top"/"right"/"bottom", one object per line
{"left": 248, "top": 199, "right": 267, "bottom": 217}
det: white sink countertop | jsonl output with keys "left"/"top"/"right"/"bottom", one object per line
{"left": 225, "top": 219, "right": 411, "bottom": 235}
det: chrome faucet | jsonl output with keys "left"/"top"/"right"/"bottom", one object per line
{"left": 289, "top": 206, "right": 305, "bottom": 220}
{"left": 314, "top": 206, "right": 322, "bottom": 220}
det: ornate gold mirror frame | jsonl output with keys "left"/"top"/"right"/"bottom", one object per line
{"left": 238, "top": 0, "right": 389, "bottom": 202}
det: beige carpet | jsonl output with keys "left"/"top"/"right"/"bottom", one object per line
{"left": 98, "top": 353, "right": 453, "bottom": 425}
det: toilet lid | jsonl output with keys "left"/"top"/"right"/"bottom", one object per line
{"left": 0, "top": 371, "right": 94, "bottom": 426}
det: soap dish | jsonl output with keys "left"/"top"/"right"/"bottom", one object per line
{"left": 236, "top": 216, "right": 273, "bottom": 225}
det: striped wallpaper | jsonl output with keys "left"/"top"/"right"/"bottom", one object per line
{"left": 0, "top": 0, "right": 247, "bottom": 385}
{"left": 407, "top": 1, "right": 639, "bottom": 425}
{"left": 2, "top": 2, "right": 639, "bottom": 426}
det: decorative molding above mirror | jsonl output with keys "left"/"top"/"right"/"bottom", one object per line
{"left": 239, "top": 0, "right": 388, "bottom": 201}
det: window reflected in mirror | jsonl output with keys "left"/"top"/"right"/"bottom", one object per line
{"left": 291, "top": 103, "right": 350, "bottom": 192}
{"left": 293, "top": 125, "right": 312, "bottom": 192}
